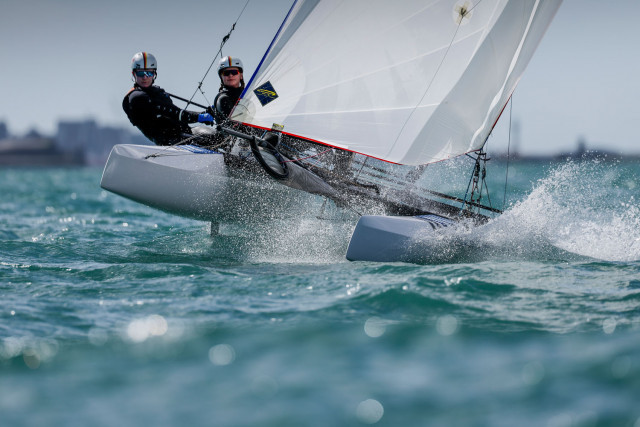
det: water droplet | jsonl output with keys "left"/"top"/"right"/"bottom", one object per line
{"left": 436, "top": 315, "right": 459, "bottom": 336}
{"left": 22, "top": 348, "right": 40, "bottom": 369}
{"left": 126, "top": 315, "right": 168, "bottom": 342}
{"left": 1, "top": 337, "right": 23, "bottom": 359}
{"left": 209, "top": 344, "right": 236, "bottom": 366}
{"left": 356, "top": 399, "right": 384, "bottom": 424}
{"left": 364, "top": 317, "right": 386, "bottom": 338}
{"left": 603, "top": 318, "right": 617, "bottom": 334}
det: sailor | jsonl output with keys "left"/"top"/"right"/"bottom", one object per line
{"left": 212, "top": 56, "right": 245, "bottom": 122}
{"left": 122, "top": 52, "right": 215, "bottom": 146}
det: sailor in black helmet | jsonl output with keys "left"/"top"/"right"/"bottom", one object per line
{"left": 123, "top": 52, "right": 215, "bottom": 146}
{"left": 213, "top": 56, "right": 245, "bottom": 122}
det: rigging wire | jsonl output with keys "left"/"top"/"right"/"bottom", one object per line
{"left": 183, "top": 0, "right": 251, "bottom": 110}
{"left": 144, "top": 1, "right": 251, "bottom": 160}
{"left": 502, "top": 97, "right": 513, "bottom": 210}
{"left": 460, "top": 147, "right": 502, "bottom": 215}
{"left": 355, "top": 157, "right": 369, "bottom": 182}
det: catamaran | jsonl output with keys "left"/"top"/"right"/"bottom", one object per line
{"left": 101, "top": 0, "right": 562, "bottom": 262}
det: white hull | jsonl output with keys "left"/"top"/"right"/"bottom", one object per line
{"left": 346, "top": 214, "right": 457, "bottom": 263}
{"left": 100, "top": 144, "right": 330, "bottom": 223}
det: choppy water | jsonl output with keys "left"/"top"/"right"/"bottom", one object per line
{"left": 2, "top": 158, "right": 640, "bottom": 426}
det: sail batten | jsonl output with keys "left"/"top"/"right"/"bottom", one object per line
{"left": 233, "top": 0, "right": 562, "bottom": 165}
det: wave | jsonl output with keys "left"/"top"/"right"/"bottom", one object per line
{"left": 497, "top": 159, "right": 640, "bottom": 262}
{"left": 409, "top": 159, "right": 640, "bottom": 263}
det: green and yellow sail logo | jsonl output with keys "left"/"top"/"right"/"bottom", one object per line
{"left": 254, "top": 81, "right": 279, "bottom": 106}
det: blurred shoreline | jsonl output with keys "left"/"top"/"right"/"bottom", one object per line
{"left": 1, "top": 119, "right": 637, "bottom": 167}
{"left": 0, "top": 119, "right": 150, "bottom": 167}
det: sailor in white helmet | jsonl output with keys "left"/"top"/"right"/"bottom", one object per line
{"left": 123, "top": 52, "right": 216, "bottom": 146}
{"left": 212, "top": 56, "right": 245, "bottom": 122}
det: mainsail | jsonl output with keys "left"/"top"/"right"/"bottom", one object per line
{"left": 232, "top": 0, "right": 562, "bottom": 166}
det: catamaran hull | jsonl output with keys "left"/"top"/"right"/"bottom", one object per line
{"left": 101, "top": 144, "right": 227, "bottom": 220}
{"left": 100, "top": 144, "right": 325, "bottom": 223}
{"left": 346, "top": 214, "right": 457, "bottom": 263}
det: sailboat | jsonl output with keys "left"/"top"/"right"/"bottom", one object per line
{"left": 101, "top": 0, "right": 562, "bottom": 261}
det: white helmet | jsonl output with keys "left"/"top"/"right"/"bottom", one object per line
{"left": 131, "top": 52, "right": 157, "bottom": 70}
{"left": 218, "top": 56, "right": 243, "bottom": 75}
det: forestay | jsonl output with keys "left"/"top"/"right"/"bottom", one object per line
{"left": 232, "top": 0, "right": 561, "bottom": 165}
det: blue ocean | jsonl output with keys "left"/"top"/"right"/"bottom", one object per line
{"left": 2, "top": 158, "right": 640, "bottom": 426}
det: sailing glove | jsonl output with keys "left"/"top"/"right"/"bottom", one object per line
{"left": 197, "top": 113, "right": 214, "bottom": 124}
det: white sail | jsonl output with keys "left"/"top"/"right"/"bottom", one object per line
{"left": 232, "top": 0, "right": 561, "bottom": 166}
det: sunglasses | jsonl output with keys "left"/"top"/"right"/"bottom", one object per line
{"left": 135, "top": 70, "right": 155, "bottom": 77}
{"left": 222, "top": 69, "right": 240, "bottom": 76}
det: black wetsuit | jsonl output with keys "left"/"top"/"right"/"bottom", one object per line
{"left": 213, "top": 86, "right": 244, "bottom": 122}
{"left": 123, "top": 84, "right": 203, "bottom": 146}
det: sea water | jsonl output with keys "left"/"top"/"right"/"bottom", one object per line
{"left": 1, "top": 158, "right": 640, "bottom": 426}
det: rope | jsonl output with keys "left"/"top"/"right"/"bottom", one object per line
{"left": 144, "top": 129, "right": 233, "bottom": 159}
{"left": 183, "top": 0, "right": 251, "bottom": 110}
{"left": 144, "top": 134, "right": 202, "bottom": 159}
{"left": 282, "top": 148, "right": 333, "bottom": 163}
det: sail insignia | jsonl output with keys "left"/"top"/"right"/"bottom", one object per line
{"left": 254, "top": 81, "right": 279, "bottom": 106}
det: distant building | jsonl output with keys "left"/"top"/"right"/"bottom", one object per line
{"left": 0, "top": 119, "right": 151, "bottom": 167}
{"left": 555, "top": 136, "right": 622, "bottom": 161}
{"left": 575, "top": 136, "right": 587, "bottom": 156}
{"left": 0, "top": 135, "right": 83, "bottom": 167}
{"left": 25, "top": 128, "right": 43, "bottom": 138}
{"left": 86, "top": 125, "right": 141, "bottom": 166}
{"left": 55, "top": 119, "right": 151, "bottom": 166}
{"left": 57, "top": 120, "right": 98, "bottom": 153}
{"left": 0, "top": 122, "right": 8, "bottom": 140}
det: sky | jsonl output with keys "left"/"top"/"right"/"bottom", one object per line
{"left": 1, "top": 0, "right": 639, "bottom": 156}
